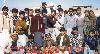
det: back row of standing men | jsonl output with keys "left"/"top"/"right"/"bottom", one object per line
{"left": 0, "top": 2, "right": 99, "bottom": 54}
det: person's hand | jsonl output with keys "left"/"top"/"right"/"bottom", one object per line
{"left": 32, "top": 34, "right": 34, "bottom": 37}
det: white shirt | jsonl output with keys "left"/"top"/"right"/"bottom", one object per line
{"left": 0, "top": 14, "right": 3, "bottom": 32}
{"left": 65, "top": 15, "right": 77, "bottom": 28}
{"left": 74, "top": 14, "right": 85, "bottom": 27}
{"left": 60, "top": 36, "right": 64, "bottom": 46}
{"left": 58, "top": 14, "right": 65, "bottom": 26}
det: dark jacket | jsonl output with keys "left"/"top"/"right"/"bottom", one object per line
{"left": 56, "top": 34, "right": 70, "bottom": 46}
{"left": 47, "top": 16, "right": 57, "bottom": 28}
{"left": 31, "top": 15, "right": 45, "bottom": 33}
{"left": 84, "top": 35, "right": 98, "bottom": 50}
{"left": 96, "top": 16, "right": 100, "bottom": 30}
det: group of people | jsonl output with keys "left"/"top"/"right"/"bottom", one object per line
{"left": 0, "top": 2, "right": 100, "bottom": 54}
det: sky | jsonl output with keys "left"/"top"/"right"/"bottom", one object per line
{"left": 0, "top": 0, "right": 100, "bottom": 10}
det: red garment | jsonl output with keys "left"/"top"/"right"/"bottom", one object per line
{"left": 66, "top": 45, "right": 72, "bottom": 53}
{"left": 32, "top": 49, "right": 37, "bottom": 53}
{"left": 31, "top": 15, "right": 45, "bottom": 33}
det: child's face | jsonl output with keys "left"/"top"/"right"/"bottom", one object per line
{"left": 73, "top": 30, "right": 78, "bottom": 35}
{"left": 11, "top": 34, "right": 18, "bottom": 41}
{"left": 61, "top": 31, "right": 65, "bottom": 35}
{"left": 47, "top": 36, "right": 51, "bottom": 40}
{"left": 90, "top": 32, "right": 95, "bottom": 36}
{"left": 28, "top": 39, "right": 32, "bottom": 42}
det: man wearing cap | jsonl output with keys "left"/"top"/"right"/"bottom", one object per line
{"left": 41, "top": 2, "right": 47, "bottom": 14}
{"left": 31, "top": 9, "right": 44, "bottom": 47}
{"left": 4, "top": 32, "right": 25, "bottom": 54}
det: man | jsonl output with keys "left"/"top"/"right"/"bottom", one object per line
{"left": 89, "top": 10, "right": 96, "bottom": 30}
{"left": 0, "top": 6, "right": 11, "bottom": 53}
{"left": 57, "top": 5, "right": 65, "bottom": 27}
{"left": 75, "top": 7, "right": 84, "bottom": 37}
{"left": 25, "top": 9, "right": 34, "bottom": 35}
{"left": 41, "top": 3, "right": 48, "bottom": 29}
{"left": 97, "top": 16, "right": 100, "bottom": 31}
{"left": 4, "top": 32, "right": 25, "bottom": 54}
{"left": 47, "top": 10, "right": 57, "bottom": 41}
{"left": 83, "top": 10, "right": 91, "bottom": 35}
{"left": 69, "top": 27, "right": 83, "bottom": 54}
{"left": 73, "top": 9, "right": 77, "bottom": 15}
{"left": 0, "top": 6, "right": 11, "bottom": 34}
{"left": 24, "top": 8, "right": 30, "bottom": 35}
{"left": 43, "top": 33, "right": 55, "bottom": 47}
{"left": 47, "top": 10, "right": 57, "bottom": 29}
{"left": 10, "top": 8, "right": 18, "bottom": 33}
{"left": 57, "top": 5, "right": 63, "bottom": 12}
{"left": 16, "top": 11, "right": 28, "bottom": 47}
{"left": 65, "top": 8, "right": 77, "bottom": 36}
{"left": 31, "top": 9, "right": 44, "bottom": 47}
{"left": 42, "top": 9, "right": 49, "bottom": 36}
{"left": 41, "top": 2, "right": 47, "bottom": 14}
{"left": 24, "top": 8, "right": 29, "bottom": 17}
{"left": 56, "top": 27, "right": 70, "bottom": 46}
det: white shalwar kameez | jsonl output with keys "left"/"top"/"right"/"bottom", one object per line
{"left": 65, "top": 15, "right": 77, "bottom": 36}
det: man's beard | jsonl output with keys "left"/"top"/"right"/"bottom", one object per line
{"left": 3, "top": 12, "right": 8, "bottom": 16}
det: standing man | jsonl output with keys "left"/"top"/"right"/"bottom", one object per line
{"left": 31, "top": 9, "right": 44, "bottom": 47}
{"left": 16, "top": 11, "right": 28, "bottom": 47}
{"left": 57, "top": 5, "right": 65, "bottom": 27}
{"left": 1, "top": 6, "right": 11, "bottom": 33}
{"left": 0, "top": 6, "right": 11, "bottom": 54}
{"left": 24, "top": 8, "right": 30, "bottom": 35}
{"left": 41, "top": 2, "right": 48, "bottom": 29}
{"left": 10, "top": 8, "right": 18, "bottom": 33}
{"left": 28, "top": 9, "right": 34, "bottom": 35}
{"left": 75, "top": 7, "right": 84, "bottom": 37}
{"left": 65, "top": 8, "right": 77, "bottom": 36}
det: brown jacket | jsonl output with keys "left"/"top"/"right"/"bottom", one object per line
{"left": 56, "top": 34, "right": 70, "bottom": 46}
{"left": 16, "top": 18, "right": 27, "bottom": 34}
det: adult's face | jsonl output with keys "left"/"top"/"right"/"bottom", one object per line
{"left": 35, "top": 12, "right": 40, "bottom": 16}
{"left": 13, "top": 12, "right": 18, "bottom": 16}
{"left": 68, "top": 10, "right": 73, "bottom": 16}
{"left": 90, "top": 32, "right": 95, "bottom": 36}
{"left": 89, "top": 11, "right": 95, "bottom": 16}
{"left": 42, "top": 12, "right": 47, "bottom": 16}
{"left": 60, "top": 31, "right": 65, "bottom": 35}
{"left": 25, "top": 10, "right": 29, "bottom": 14}
{"left": 3, "top": 9, "right": 8, "bottom": 13}
{"left": 59, "top": 11, "right": 63, "bottom": 15}
{"left": 51, "top": 12, "right": 56, "bottom": 16}
{"left": 77, "top": 9, "right": 81, "bottom": 14}
{"left": 84, "top": 11, "right": 89, "bottom": 16}
{"left": 20, "top": 14, "right": 25, "bottom": 18}
{"left": 73, "top": 11, "right": 77, "bottom": 15}
{"left": 73, "top": 30, "right": 78, "bottom": 35}
{"left": 29, "top": 10, "right": 33, "bottom": 16}
{"left": 11, "top": 34, "right": 18, "bottom": 41}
